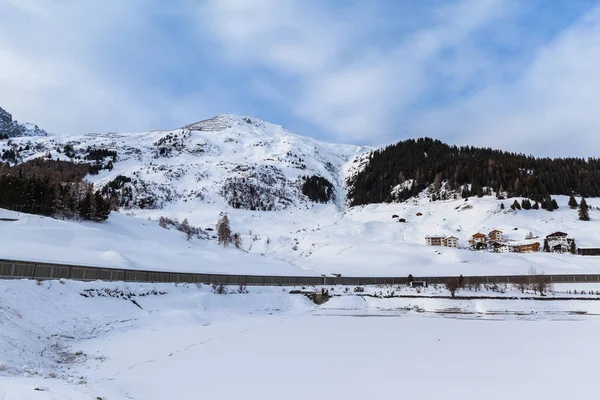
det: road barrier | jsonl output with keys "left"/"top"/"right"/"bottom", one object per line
{"left": 1, "top": 258, "right": 599, "bottom": 286}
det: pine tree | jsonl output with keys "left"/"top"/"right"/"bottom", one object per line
{"left": 579, "top": 198, "right": 590, "bottom": 221}
{"left": 217, "top": 215, "right": 232, "bottom": 246}
{"left": 532, "top": 201, "right": 540, "bottom": 210}
{"left": 500, "top": 203, "right": 505, "bottom": 210}
{"left": 568, "top": 195, "right": 579, "bottom": 209}
{"left": 476, "top": 186, "right": 484, "bottom": 198}
{"left": 513, "top": 199, "right": 521, "bottom": 210}
{"left": 544, "top": 196, "right": 554, "bottom": 212}
{"left": 551, "top": 199, "right": 559, "bottom": 210}
{"left": 543, "top": 239, "right": 550, "bottom": 252}
{"left": 570, "top": 240, "right": 576, "bottom": 254}
{"left": 93, "top": 191, "right": 111, "bottom": 221}
{"left": 79, "top": 191, "right": 93, "bottom": 221}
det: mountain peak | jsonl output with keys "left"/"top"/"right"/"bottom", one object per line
{"left": 182, "top": 114, "right": 285, "bottom": 135}
{"left": 0, "top": 106, "right": 49, "bottom": 138}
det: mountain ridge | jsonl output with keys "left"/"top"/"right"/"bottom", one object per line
{"left": 1, "top": 109, "right": 367, "bottom": 213}
{"left": 0, "top": 106, "right": 49, "bottom": 138}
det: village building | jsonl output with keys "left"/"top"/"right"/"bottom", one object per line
{"left": 546, "top": 232, "right": 573, "bottom": 253}
{"left": 552, "top": 243, "right": 569, "bottom": 253}
{"left": 488, "top": 230, "right": 503, "bottom": 241}
{"left": 474, "top": 242, "right": 488, "bottom": 251}
{"left": 442, "top": 236, "right": 459, "bottom": 248}
{"left": 425, "top": 236, "right": 444, "bottom": 246}
{"left": 490, "top": 241, "right": 509, "bottom": 253}
{"left": 512, "top": 242, "right": 540, "bottom": 253}
{"left": 469, "top": 233, "right": 487, "bottom": 245}
{"left": 546, "top": 232, "right": 568, "bottom": 244}
{"left": 426, "top": 236, "right": 459, "bottom": 247}
{"left": 577, "top": 248, "right": 600, "bottom": 256}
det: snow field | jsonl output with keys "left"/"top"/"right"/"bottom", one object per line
{"left": 2, "top": 279, "right": 600, "bottom": 399}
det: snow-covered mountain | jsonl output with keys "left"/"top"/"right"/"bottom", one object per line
{"left": 3, "top": 110, "right": 600, "bottom": 278}
{"left": 0, "top": 106, "right": 49, "bottom": 138}
{"left": 1, "top": 113, "right": 366, "bottom": 211}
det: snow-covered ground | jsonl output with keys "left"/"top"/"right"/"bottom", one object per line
{"left": 3, "top": 194, "right": 600, "bottom": 277}
{"left": 1, "top": 279, "right": 600, "bottom": 399}
{"left": 3, "top": 113, "right": 600, "bottom": 278}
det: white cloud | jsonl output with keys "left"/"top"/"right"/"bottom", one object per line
{"left": 2, "top": 0, "right": 600, "bottom": 157}
{"left": 413, "top": 4, "right": 600, "bottom": 157}
{"left": 0, "top": 1, "right": 225, "bottom": 134}
{"left": 199, "top": 0, "right": 510, "bottom": 143}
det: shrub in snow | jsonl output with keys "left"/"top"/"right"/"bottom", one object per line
{"left": 0, "top": 361, "right": 7, "bottom": 371}
{"left": 212, "top": 284, "right": 228, "bottom": 294}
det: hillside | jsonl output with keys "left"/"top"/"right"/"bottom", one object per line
{"left": 0, "top": 114, "right": 365, "bottom": 212}
{"left": 1, "top": 111, "right": 600, "bottom": 277}
{"left": 3, "top": 194, "right": 600, "bottom": 277}
{"left": 347, "top": 137, "right": 600, "bottom": 206}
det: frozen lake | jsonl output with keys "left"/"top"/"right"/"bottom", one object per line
{"left": 1, "top": 280, "right": 599, "bottom": 399}
{"left": 3, "top": 313, "right": 599, "bottom": 399}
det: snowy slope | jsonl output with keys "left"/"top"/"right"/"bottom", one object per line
{"left": 2, "top": 113, "right": 600, "bottom": 277}
{"left": 1, "top": 114, "right": 365, "bottom": 211}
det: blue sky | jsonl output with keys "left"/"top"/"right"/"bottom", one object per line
{"left": 1, "top": 0, "right": 600, "bottom": 157}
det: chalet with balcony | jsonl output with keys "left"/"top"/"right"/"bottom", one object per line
{"left": 490, "top": 242, "right": 509, "bottom": 253}
{"left": 425, "top": 236, "right": 444, "bottom": 246}
{"left": 469, "top": 233, "right": 487, "bottom": 245}
{"left": 442, "top": 236, "right": 459, "bottom": 248}
{"left": 489, "top": 230, "right": 503, "bottom": 241}
{"left": 546, "top": 232, "right": 568, "bottom": 244}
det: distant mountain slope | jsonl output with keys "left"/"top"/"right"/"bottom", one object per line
{"left": 1, "top": 114, "right": 366, "bottom": 212}
{"left": 0, "top": 106, "right": 49, "bottom": 138}
{"left": 347, "top": 137, "right": 600, "bottom": 206}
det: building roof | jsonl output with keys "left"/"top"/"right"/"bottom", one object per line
{"left": 547, "top": 231, "right": 568, "bottom": 237}
{"left": 512, "top": 241, "right": 540, "bottom": 248}
{"left": 489, "top": 230, "right": 502, "bottom": 234}
{"left": 490, "top": 241, "right": 507, "bottom": 247}
{"left": 472, "top": 233, "right": 486, "bottom": 238}
{"left": 444, "top": 236, "right": 459, "bottom": 240}
{"left": 425, "top": 235, "right": 445, "bottom": 239}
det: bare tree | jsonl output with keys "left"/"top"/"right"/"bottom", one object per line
{"left": 433, "top": 172, "right": 443, "bottom": 193}
{"left": 445, "top": 277, "right": 460, "bottom": 298}
{"left": 233, "top": 232, "right": 242, "bottom": 249}
{"left": 217, "top": 215, "right": 232, "bottom": 246}
{"left": 180, "top": 218, "right": 192, "bottom": 241}
{"left": 513, "top": 275, "right": 529, "bottom": 294}
{"left": 467, "top": 276, "right": 481, "bottom": 292}
{"left": 528, "top": 267, "right": 551, "bottom": 295}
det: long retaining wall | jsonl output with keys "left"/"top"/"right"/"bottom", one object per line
{"left": 1, "top": 258, "right": 600, "bottom": 286}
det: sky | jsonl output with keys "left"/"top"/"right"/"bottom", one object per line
{"left": 1, "top": 0, "right": 600, "bottom": 157}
